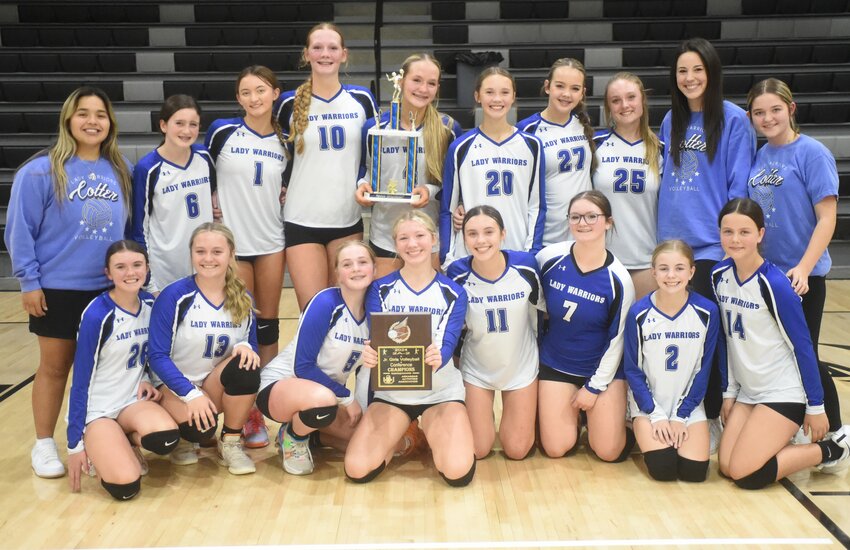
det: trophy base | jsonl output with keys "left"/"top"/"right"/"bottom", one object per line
{"left": 365, "top": 192, "right": 420, "bottom": 204}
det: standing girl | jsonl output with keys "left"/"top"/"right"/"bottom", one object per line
{"left": 518, "top": 58, "right": 593, "bottom": 247}
{"left": 276, "top": 23, "right": 377, "bottom": 309}
{"left": 713, "top": 198, "right": 849, "bottom": 489}
{"left": 746, "top": 78, "right": 842, "bottom": 437}
{"left": 4, "top": 86, "right": 132, "bottom": 478}
{"left": 344, "top": 211, "right": 475, "bottom": 486}
{"left": 624, "top": 240, "right": 718, "bottom": 482}
{"left": 67, "top": 240, "right": 180, "bottom": 500}
{"left": 446, "top": 206, "right": 542, "bottom": 460}
{"left": 355, "top": 53, "right": 463, "bottom": 277}
{"left": 593, "top": 73, "right": 664, "bottom": 299}
{"left": 132, "top": 94, "right": 216, "bottom": 293}
{"left": 149, "top": 223, "right": 261, "bottom": 475}
{"left": 536, "top": 190, "right": 635, "bottom": 461}
{"left": 440, "top": 67, "right": 546, "bottom": 265}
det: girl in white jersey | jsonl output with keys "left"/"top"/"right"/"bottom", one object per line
{"left": 345, "top": 211, "right": 476, "bottom": 486}
{"left": 355, "top": 53, "right": 462, "bottom": 277}
{"left": 67, "top": 240, "right": 180, "bottom": 500}
{"left": 446, "top": 206, "right": 542, "bottom": 460}
{"left": 276, "top": 23, "right": 377, "bottom": 310}
{"left": 258, "top": 241, "right": 375, "bottom": 476}
{"left": 517, "top": 58, "right": 594, "bottom": 247}
{"left": 624, "top": 240, "right": 717, "bottom": 482}
{"left": 132, "top": 95, "right": 215, "bottom": 294}
{"left": 593, "top": 73, "right": 663, "bottom": 299}
{"left": 713, "top": 199, "right": 850, "bottom": 489}
{"left": 440, "top": 67, "right": 545, "bottom": 266}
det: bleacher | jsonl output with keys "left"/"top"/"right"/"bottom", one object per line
{"left": 1, "top": 0, "right": 849, "bottom": 287}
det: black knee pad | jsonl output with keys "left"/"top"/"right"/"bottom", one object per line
{"left": 734, "top": 456, "right": 778, "bottom": 490}
{"left": 346, "top": 462, "right": 386, "bottom": 484}
{"left": 643, "top": 447, "right": 678, "bottom": 481}
{"left": 101, "top": 478, "right": 141, "bottom": 501}
{"left": 604, "top": 427, "right": 636, "bottom": 464}
{"left": 299, "top": 405, "right": 338, "bottom": 429}
{"left": 178, "top": 419, "right": 218, "bottom": 443}
{"left": 256, "top": 317, "right": 280, "bottom": 346}
{"left": 220, "top": 356, "right": 261, "bottom": 396}
{"left": 440, "top": 460, "right": 476, "bottom": 487}
{"left": 140, "top": 429, "right": 181, "bottom": 456}
{"left": 678, "top": 456, "right": 709, "bottom": 483}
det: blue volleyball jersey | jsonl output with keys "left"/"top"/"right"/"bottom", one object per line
{"left": 536, "top": 242, "right": 634, "bottom": 392}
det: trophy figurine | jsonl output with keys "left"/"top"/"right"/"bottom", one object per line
{"left": 364, "top": 70, "right": 422, "bottom": 203}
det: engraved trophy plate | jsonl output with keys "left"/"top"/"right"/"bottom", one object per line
{"left": 369, "top": 312, "right": 432, "bottom": 391}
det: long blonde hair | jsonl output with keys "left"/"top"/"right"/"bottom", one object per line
{"left": 603, "top": 72, "right": 662, "bottom": 181}
{"left": 236, "top": 66, "right": 286, "bottom": 148}
{"left": 190, "top": 223, "right": 254, "bottom": 326}
{"left": 50, "top": 86, "right": 131, "bottom": 210}
{"left": 544, "top": 58, "right": 597, "bottom": 171}
{"left": 287, "top": 22, "right": 346, "bottom": 155}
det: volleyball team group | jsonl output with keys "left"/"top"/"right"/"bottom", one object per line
{"left": 5, "top": 22, "right": 848, "bottom": 501}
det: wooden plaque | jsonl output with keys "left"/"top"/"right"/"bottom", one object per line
{"left": 369, "top": 312, "right": 432, "bottom": 391}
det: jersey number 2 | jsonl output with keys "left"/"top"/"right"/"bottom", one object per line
{"left": 665, "top": 344, "right": 679, "bottom": 371}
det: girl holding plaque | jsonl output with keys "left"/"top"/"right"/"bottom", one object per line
{"left": 446, "top": 206, "right": 543, "bottom": 460}
{"left": 345, "top": 211, "right": 476, "bottom": 486}
{"left": 355, "top": 53, "right": 463, "bottom": 277}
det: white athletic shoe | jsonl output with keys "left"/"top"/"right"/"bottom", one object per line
{"left": 217, "top": 434, "right": 256, "bottom": 475}
{"left": 709, "top": 418, "right": 723, "bottom": 456}
{"left": 31, "top": 438, "right": 65, "bottom": 478}
{"left": 170, "top": 440, "right": 199, "bottom": 466}
{"left": 818, "top": 425, "right": 850, "bottom": 475}
{"left": 792, "top": 426, "right": 812, "bottom": 445}
{"left": 281, "top": 428, "right": 314, "bottom": 475}
{"left": 133, "top": 447, "right": 149, "bottom": 476}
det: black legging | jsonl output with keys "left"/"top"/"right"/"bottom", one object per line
{"left": 690, "top": 260, "right": 722, "bottom": 419}
{"left": 802, "top": 276, "right": 841, "bottom": 431}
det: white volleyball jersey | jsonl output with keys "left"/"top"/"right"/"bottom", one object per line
{"left": 131, "top": 144, "right": 215, "bottom": 292}
{"left": 712, "top": 258, "right": 824, "bottom": 414}
{"left": 149, "top": 276, "right": 257, "bottom": 398}
{"left": 624, "top": 291, "right": 718, "bottom": 424}
{"left": 365, "top": 271, "right": 467, "bottom": 405}
{"left": 592, "top": 130, "right": 663, "bottom": 269}
{"left": 277, "top": 85, "right": 377, "bottom": 228}
{"left": 261, "top": 287, "right": 367, "bottom": 399}
{"left": 440, "top": 128, "right": 546, "bottom": 264}
{"left": 447, "top": 250, "right": 542, "bottom": 391}
{"left": 206, "top": 118, "right": 286, "bottom": 256}
{"left": 67, "top": 291, "right": 155, "bottom": 452}
{"left": 518, "top": 113, "right": 592, "bottom": 246}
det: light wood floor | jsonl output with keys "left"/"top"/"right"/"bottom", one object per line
{"left": 1, "top": 284, "right": 849, "bottom": 549}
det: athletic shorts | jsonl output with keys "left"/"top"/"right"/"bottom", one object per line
{"left": 762, "top": 402, "right": 806, "bottom": 426}
{"left": 538, "top": 363, "right": 625, "bottom": 387}
{"left": 372, "top": 397, "right": 465, "bottom": 422}
{"left": 369, "top": 240, "right": 397, "bottom": 259}
{"left": 29, "top": 288, "right": 106, "bottom": 340}
{"left": 284, "top": 220, "right": 364, "bottom": 248}
{"left": 627, "top": 393, "right": 707, "bottom": 426}
{"left": 255, "top": 383, "right": 276, "bottom": 421}
{"left": 236, "top": 254, "right": 260, "bottom": 264}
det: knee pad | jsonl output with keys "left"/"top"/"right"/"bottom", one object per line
{"left": 101, "top": 478, "right": 141, "bottom": 501}
{"left": 178, "top": 419, "right": 218, "bottom": 443}
{"left": 643, "top": 447, "right": 678, "bottom": 481}
{"left": 440, "top": 460, "right": 476, "bottom": 488}
{"left": 220, "top": 356, "right": 261, "bottom": 396}
{"left": 605, "top": 427, "right": 636, "bottom": 464}
{"left": 734, "top": 456, "right": 778, "bottom": 490}
{"left": 678, "top": 456, "right": 709, "bottom": 483}
{"left": 256, "top": 317, "right": 280, "bottom": 346}
{"left": 140, "top": 429, "right": 181, "bottom": 456}
{"left": 346, "top": 461, "right": 386, "bottom": 484}
{"left": 298, "top": 405, "right": 338, "bottom": 429}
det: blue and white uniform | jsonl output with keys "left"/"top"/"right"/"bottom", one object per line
{"left": 518, "top": 113, "right": 592, "bottom": 246}
{"left": 712, "top": 258, "right": 824, "bottom": 414}
{"left": 359, "top": 112, "right": 463, "bottom": 254}
{"left": 148, "top": 276, "right": 258, "bottom": 401}
{"left": 365, "top": 272, "right": 467, "bottom": 405}
{"left": 276, "top": 85, "right": 377, "bottom": 229}
{"left": 592, "top": 130, "right": 664, "bottom": 270}
{"left": 658, "top": 101, "right": 755, "bottom": 261}
{"left": 624, "top": 291, "right": 719, "bottom": 425}
{"left": 205, "top": 118, "right": 286, "bottom": 256}
{"left": 536, "top": 242, "right": 635, "bottom": 392}
{"left": 131, "top": 144, "right": 215, "bottom": 292}
{"left": 447, "top": 251, "right": 542, "bottom": 390}
{"left": 747, "top": 134, "right": 839, "bottom": 276}
{"left": 67, "top": 291, "right": 155, "bottom": 453}
{"left": 440, "top": 128, "right": 546, "bottom": 264}
{"left": 261, "top": 287, "right": 367, "bottom": 403}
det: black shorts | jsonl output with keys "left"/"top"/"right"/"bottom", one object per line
{"left": 255, "top": 383, "right": 276, "bottom": 421}
{"left": 372, "top": 398, "right": 465, "bottom": 422}
{"left": 29, "top": 288, "right": 106, "bottom": 340}
{"left": 538, "top": 363, "right": 626, "bottom": 387}
{"left": 284, "top": 220, "right": 363, "bottom": 248}
{"left": 369, "top": 240, "right": 397, "bottom": 259}
{"left": 236, "top": 254, "right": 260, "bottom": 264}
{"left": 762, "top": 402, "right": 806, "bottom": 426}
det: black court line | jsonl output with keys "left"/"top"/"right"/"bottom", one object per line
{"left": 823, "top": 343, "right": 850, "bottom": 352}
{"left": 780, "top": 478, "right": 850, "bottom": 547}
{"left": 0, "top": 384, "right": 9, "bottom": 394}
{"left": 0, "top": 374, "right": 34, "bottom": 404}
{"left": 811, "top": 491, "right": 850, "bottom": 496}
